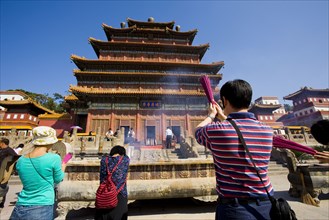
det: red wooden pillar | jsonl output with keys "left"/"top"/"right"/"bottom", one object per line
{"left": 86, "top": 110, "right": 91, "bottom": 133}
{"left": 136, "top": 113, "right": 140, "bottom": 142}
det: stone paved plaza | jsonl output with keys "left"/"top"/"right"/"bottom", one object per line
{"left": 1, "top": 171, "right": 328, "bottom": 220}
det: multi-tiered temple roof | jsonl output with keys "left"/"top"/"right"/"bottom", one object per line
{"left": 65, "top": 17, "right": 224, "bottom": 139}
{"left": 68, "top": 17, "right": 223, "bottom": 103}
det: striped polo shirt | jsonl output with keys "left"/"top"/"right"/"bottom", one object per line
{"left": 195, "top": 112, "right": 274, "bottom": 198}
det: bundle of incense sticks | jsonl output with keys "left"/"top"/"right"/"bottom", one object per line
{"left": 199, "top": 75, "right": 217, "bottom": 105}
{"left": 273, "top": 136, "right": 316, "bottom": 155}
{"left": 313, "top": 151, "right": 329, "bottom": 163}
{"left": 273, "top": 136, "right": 329, "bottom": 163}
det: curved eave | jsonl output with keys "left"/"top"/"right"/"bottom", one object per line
{"left": 249, "top": 104, "right": 282, "bottom": 111}
{"left": 0, "top": 90, "right": 28, "bottom": 98}
{"left": 69, "top": 85, "right": 205, "bottom": 97}
{"left": 64, "top": 94, "right": 79, "bottom": 101}
{"left": 71, "top": 55, "right": 224, "bottom": 73}
{"left": 0, "top": 100, "right": 31, "bottom": 105}
{"left": 89, "top": 37, "right": 209, "bottom": 59}
{"left": 167, "top": 29, "right": 197, "bottom": 44}
{"left": 0, "top": 99, "right": 55, "bottom": 114}
{"left": 284, "top": 87, "right": 329, "bottom": 100}
{"left": 38, "top": 112, "right": 71, "bottom": 119}
{"left": 127, "top": 18, "right": 175, "bottom": 29}
{"left": 284, "top": 88, "right": 306, "bottom": 100}
{"left": 103, "top": 24, "right": 198, "bottom": 44}
{"left": 103, "top": 23, "right": 136, "bottom": 33}
{"left": 73, "top": 69, "right": 222, "bottom": 79}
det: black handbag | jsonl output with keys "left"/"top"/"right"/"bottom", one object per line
{"left": 227, "top": 118, "right": 297, "bottom": 220}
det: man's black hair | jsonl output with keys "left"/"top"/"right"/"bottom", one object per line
{"left": 109, "top": 145, "right": 126, "bottom": 156}
{"left": 220, "top": 79, "right": 252, "bottom": 109}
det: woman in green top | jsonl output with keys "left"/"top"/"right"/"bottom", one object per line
{"left": 10, "top": 126, "right": 67, "bottom": 220}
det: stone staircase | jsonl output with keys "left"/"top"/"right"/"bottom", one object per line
{"left": 166, "top": 148, "right": 183, "bottom": 160}
{"left": 169, "top": 147, "right": 288, "bottom": 176}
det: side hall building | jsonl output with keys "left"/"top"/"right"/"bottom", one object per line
{"left": 0, "top": 91, "right": 55, "bottom": 136}
{"left": 280, "top": 87, "right": 329, "bottom": 127}
{"left": 64, "top": 17, "right": 224, "bottom": 146}
{"left": 248, "top": 96, "right": 285, "bottom": 127}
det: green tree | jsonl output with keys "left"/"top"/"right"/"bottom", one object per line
{"left": 53, "top": 93, "right": 65, "bottom": 113}
{"left": 284, "top": 104, "right": 293, "bottom": 112}
{"left": 10, "top": 89, "right": 66, "bottom": 113}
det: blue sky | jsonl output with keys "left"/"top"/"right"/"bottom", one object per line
{"left": 1, "top": 0, "right": 328, "bottom": 104}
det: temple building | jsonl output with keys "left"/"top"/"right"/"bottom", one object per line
{"left": 248, "top": 96, "right": 285, "bottom": 127}
{"left": 280, "top": 87, "right": 329, "bottom": 127}
{"left": 65, "top": 17, "right": 224, "bottom": 146}
{"left": 0, "top": 91, "right": 55, "bottom": 136}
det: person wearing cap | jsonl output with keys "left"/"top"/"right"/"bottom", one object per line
{"left": 10, "top": 126, "right": 67, "bottom": 220}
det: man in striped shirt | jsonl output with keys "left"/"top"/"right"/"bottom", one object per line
{"left": 195, "top": 79, "right": 274, "bottom": 220}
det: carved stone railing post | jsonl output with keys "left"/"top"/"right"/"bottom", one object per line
{"left": 95, "top": 127, "right": 101, "bottom": 150}
{"left": 98, "top": 137, "right": 104, "bottom": 158}
{"left": 63, "top": 131, "right": 70, "bottom": 143}
{"left": 79, "top": 137, "right": 86, "bottom": 159}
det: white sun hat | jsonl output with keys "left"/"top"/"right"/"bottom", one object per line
{"left": 31, "top": 126, "right": 58, "bottom": 146}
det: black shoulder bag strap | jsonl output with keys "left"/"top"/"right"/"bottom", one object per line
{"left": 227, "top": 118, "right": 273, "bottom": 201}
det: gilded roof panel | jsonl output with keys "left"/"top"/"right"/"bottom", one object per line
{"left": 64, "top": 94, "right": 78, "bottom": 101}
{"left": 69, "top": 85, "right": 206, "bottom": 97}
{"left": 38, "top": 113, "right": 72, "bottom": 119}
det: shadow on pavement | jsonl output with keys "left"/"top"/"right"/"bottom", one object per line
{"left": 58, "top": 193, "right": 329, "bottom": 219}
{"left": 64, "top": 197, "right": 217, "bottom": 220}
{"left": 128, "top": 198, "right": 217, "bottom": 216}
{"left": 273, "top": 190, "right": 300, "bottom": 202}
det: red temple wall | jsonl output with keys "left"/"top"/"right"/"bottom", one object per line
{"left": 39, "top": 118, "right": 74, "bottom": 138}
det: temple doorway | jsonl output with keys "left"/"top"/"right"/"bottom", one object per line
{"left": 172, "top": 126, "right": 181, "bottom": 143}
{"left": 121, "top": 126, "right": 130, "bottom": 144}
{"left": 91, "top": 119, "right": 109, "bottom": 135}
{"left": 146, "top": 126, "right": 156, "bottom": 145}
{"left": 76, "top": 114, "right": 87, "bottom": 132}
